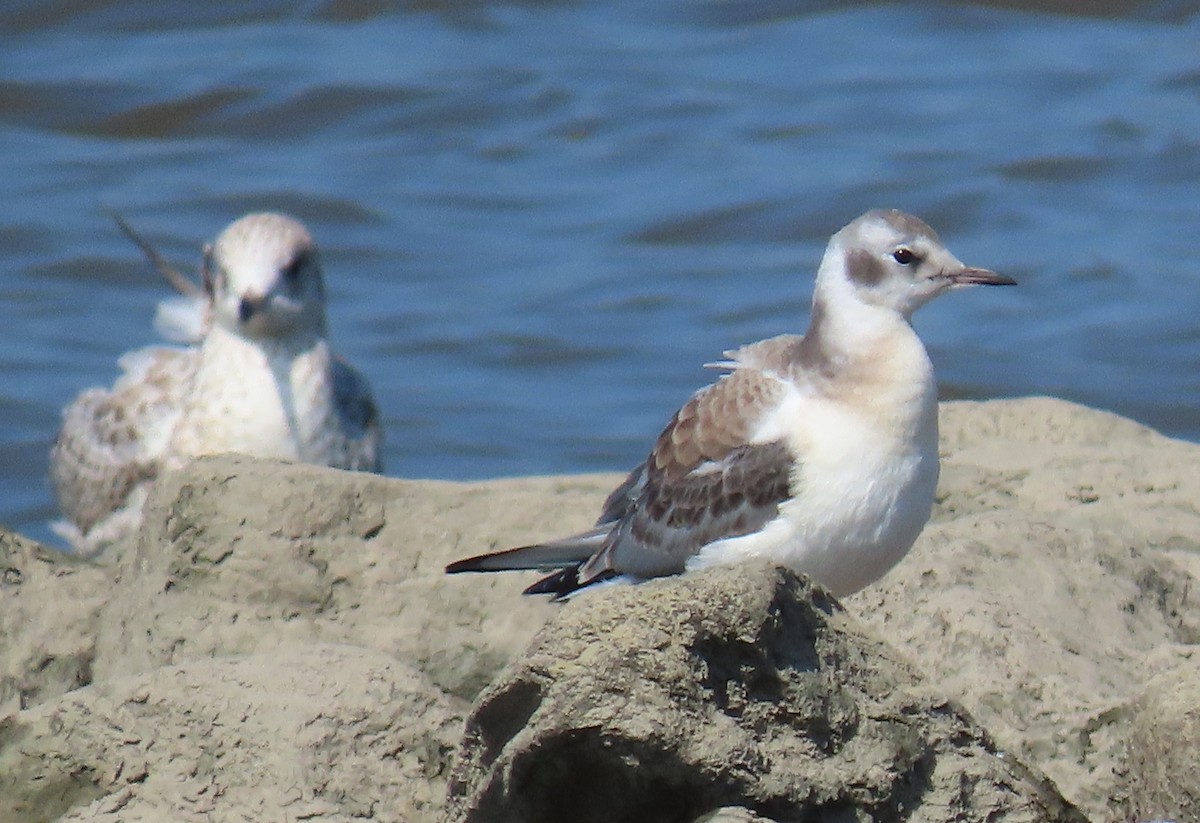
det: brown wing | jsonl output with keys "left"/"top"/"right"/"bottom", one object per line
{"left": 594, "top": 336, "right": 802, "bottom": 527}
{"left": 50, "top": 347, "right": 194, "bottom": 542}
{"left": 574, "top": 367, "right": 794, "bottom": 585}
{"left": 457, "top": 364, "right": 798, "bottom": 599}
{"left": 650, "top": 366, "right": 785, "bottom": 477}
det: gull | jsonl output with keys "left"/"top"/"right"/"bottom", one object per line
{"left": 51, "top": 212, "right": 383, "bottom": 556}
{"left": 447, "top": 209, "right": 1013, "bottom": 599}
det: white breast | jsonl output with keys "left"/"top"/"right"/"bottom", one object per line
{"left": 168, "top": 326, "right": 334, "bottom": 465}
{"left": 688, "top": 377, "right": 939, "bottom": 598}
{"left": 785, "top": 394, "right": 938, "bottom": 595}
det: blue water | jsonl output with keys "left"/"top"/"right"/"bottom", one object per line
{"left": 3, "top": 1, "right": 1200, "bottom": 547}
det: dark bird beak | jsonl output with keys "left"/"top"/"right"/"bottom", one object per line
{"left": 238, "top": 295, "right": 266, "bottom": 323}
{"left": 945, "top": 267, "right": 1016, "bottom": 287}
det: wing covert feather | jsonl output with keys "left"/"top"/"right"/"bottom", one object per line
{"left": 50, "top": 347, "right": 194, "bottom": 537}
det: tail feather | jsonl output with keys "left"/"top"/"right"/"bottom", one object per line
{"left": 444, "top": 528, "right": 607, "bottom": 574}
{"left": 523, "top": 565, "right": 618, "bottom": 600}
{"left": 522, "top": 565, "right": 583, "bottom": 597}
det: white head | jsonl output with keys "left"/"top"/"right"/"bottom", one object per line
{"left": 203, "top": 213, "right": 328, "bottom": 340}
{"left": 816, "top": 209, "right": 1014, "bottom": 318}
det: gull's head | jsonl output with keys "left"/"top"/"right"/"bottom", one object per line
{"left": 819, "top": 209, "right": 1014, "bottom": 318}
{"left": 205, "top": 212, "right": 327, "bottom": 340}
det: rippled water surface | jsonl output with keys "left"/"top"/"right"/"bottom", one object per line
{"left": 4, "top": 0, "right": 1200, "bottom": 546}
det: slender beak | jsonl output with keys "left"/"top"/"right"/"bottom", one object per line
{"left": 944, "top": 267, "right": 1016, "bottom": 287}
{"left": 238, "top": 294, "right": 267, "bottom": 323}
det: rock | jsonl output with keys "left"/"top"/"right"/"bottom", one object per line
{"left": 0, "top": 529, "right": 107, "bottom": 711}
{"left": 0, "top": 644, "right": 461, "bottom": 823}
{"left": 849, "top": 397, "right": 1200, "bottom": 821}
{"left": 692, "top": 808, "right": 780, "bottom": 823}
{"left": 448, "top": 562, "right": 1088, "bottom": 823}
{"left": 93, "top": 455, "right": 614, "bottom": 700}
{"left": 6, "top": 396, "right": 1200, "bottom": 822}
{"left": 1124, "top": 657, "right": 1200, "bottom": 823}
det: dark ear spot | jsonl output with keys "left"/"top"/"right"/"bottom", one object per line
{"left": 282, "top": 251, "right": 308, "bottom": 286}
{"left": 845, "top": 248, "right": 887, "bottom": 286}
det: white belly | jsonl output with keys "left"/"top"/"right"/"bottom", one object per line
{"left": 172, "top": 362, "right": 301, "bottom": 462}
{"left": 168, "top": 329, "right": 334, "bottom": 465}
{"left": 688, "top": 394, "right": 939, "bottom": 597}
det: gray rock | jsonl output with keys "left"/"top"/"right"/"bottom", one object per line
{"left": 448, "top": 562, "right": 1088, "bottom": 823}
{"left": 0, "top": 529, "right": 107, "bottom": 710}
{"left": 8, "top": 396, "right": 1199, "bottom": 822}
{"left": 851, "top": 397, "right": 1200, "bottom": 821}
{"left": 692, "top": 808, "right": 779, "bottom": 823}
{"left": 0, "top": 644, "right": 460, "bottom": 823}
{"left": 1125, "top": 658, "right": 1200, "bottom": 823}
{"left": 92, "top": 454, "right": 605, "bottom": 700}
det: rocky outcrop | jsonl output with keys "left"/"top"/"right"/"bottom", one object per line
{"left": 0, "top": 397, "right": 1198, "bottom": 822}
{"left": 850, "top": 398, "right": 1200, "bottom": 819}
{"left": 0, "top": 531, "right": 106, "bottom": 711}
{"left": 449, "top": 562, "right": 1088, "bottom": 823}
{"left": 0, "top": 644, "right": 461, "bottom": 823}
{"left": 91, "top": 458, "right": 584, "bottom": 701}
{"left": 1124, "top": 658, "right": 1200, "bottom": 823}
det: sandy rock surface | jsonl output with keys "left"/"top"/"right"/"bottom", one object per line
{"left": 1124, "top": 657, "right": 1200, "bottom": 822}
{"left": 849, "top": 398, "right": 1200, "bottom": 821}
{"left": 692, "top": 809, "right": 781, "bottom": 823}
{"left": 0, "top": 396, "right": 1196, "bottom": 822}
{"left": 93, "top": 462, "right": 593, "bottom": 701}
{"left": 0, "top": 644, "right": 460, "bottom": 823}
{"left": 0, "top": 531, "right": 106, "bottom": 711}
{"left": 448, "top": 562, "right": 1086, "bottom": 823}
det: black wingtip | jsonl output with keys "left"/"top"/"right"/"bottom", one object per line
{"left": 446, "top": 546, "right": 616, "bottom": 600}
{"left": 522, "top": 566, "right": 581, "bottom": 598}
{"left": 523, "top": 565, "right": 619, "bottom": 601}
{"left": 446, "top": 555, "right": 585, "bottom": 601}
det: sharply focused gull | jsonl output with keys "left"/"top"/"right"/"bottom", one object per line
{"left": 51, "top": 212, "right": 383, "bottom": 555}
{"left": 447, "top": 209, "right": 1014, "bottom": 599}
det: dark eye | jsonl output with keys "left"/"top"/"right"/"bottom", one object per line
{"left": 282, "top": 253, "right": 307, "bottom": 285}
{"left": 892, "top": 248, "right": 917, "bottom": 265}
